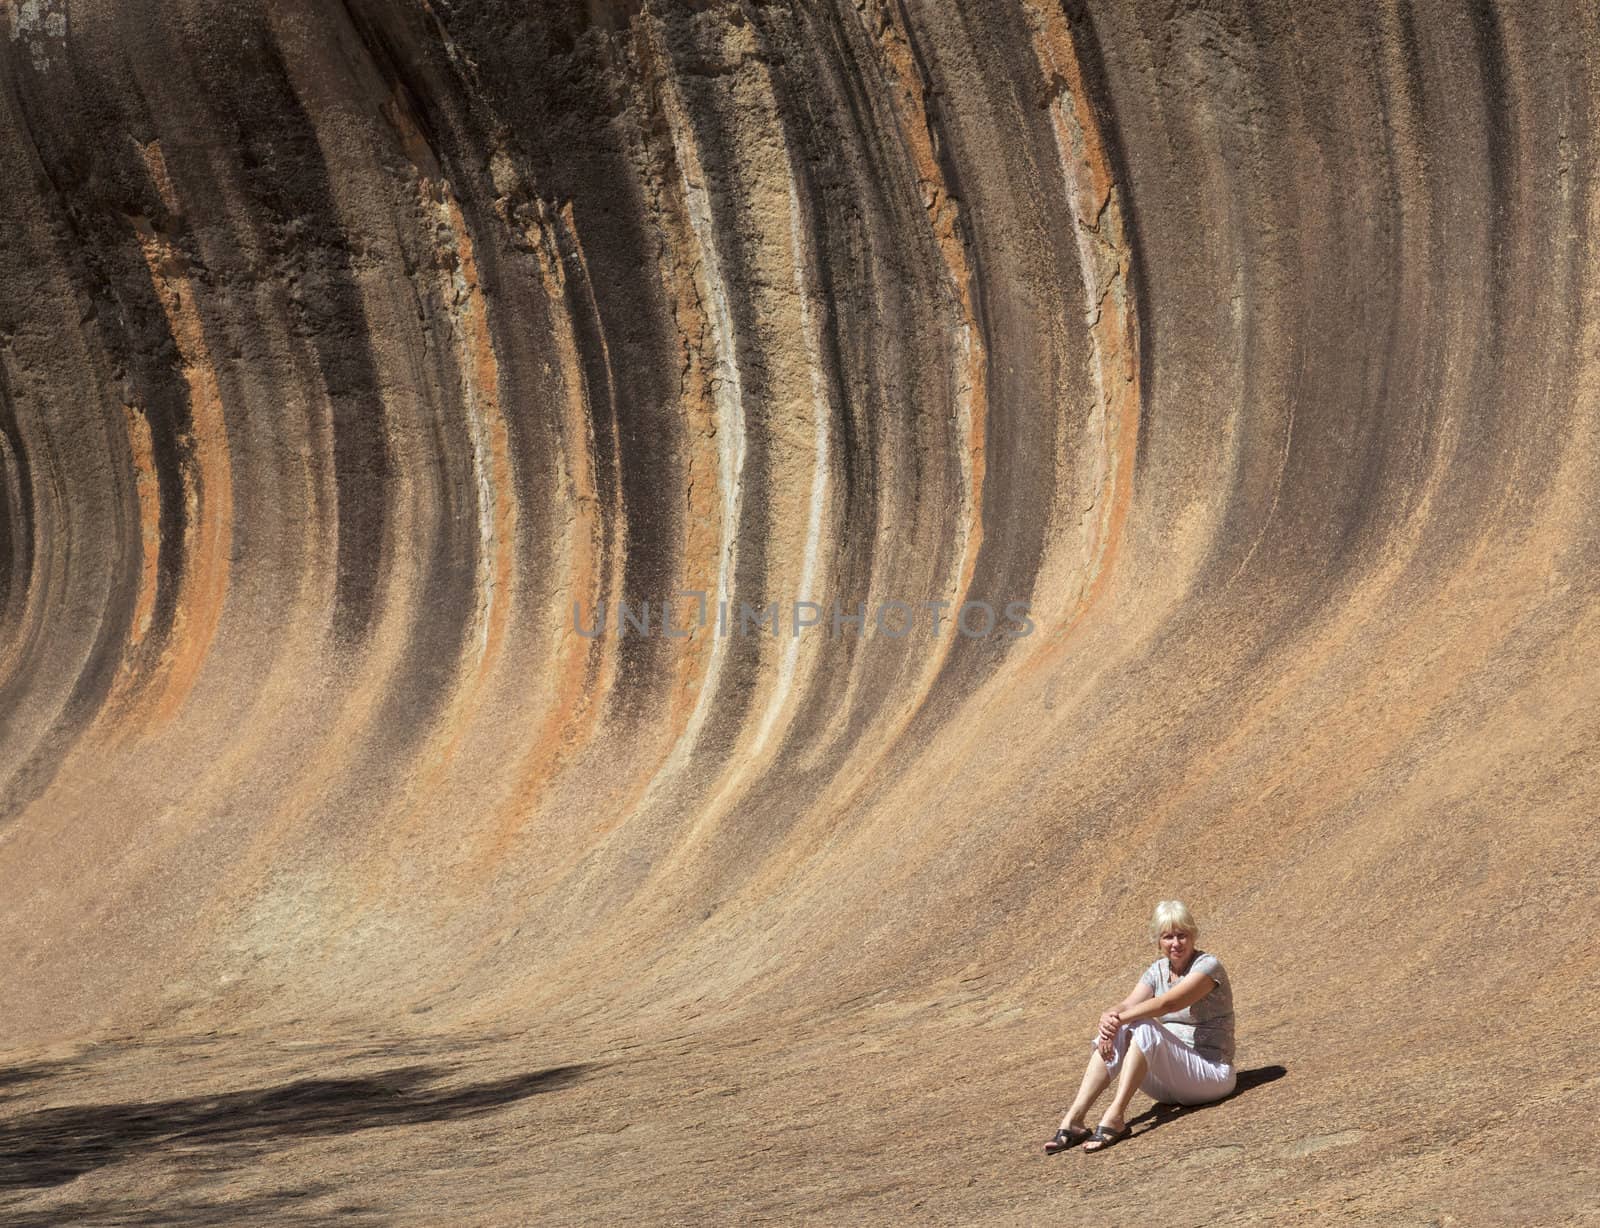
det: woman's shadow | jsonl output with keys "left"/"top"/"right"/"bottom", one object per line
{"left": 1127, "top": 1064, "right": 1288, "bottom": 1138}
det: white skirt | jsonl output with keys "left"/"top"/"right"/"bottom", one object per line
{"left": 1096, "top": 1018, "right": 1237, "bottom": 1106}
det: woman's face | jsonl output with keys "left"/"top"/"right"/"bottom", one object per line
{"left": 1160, "top": 927, "right": 1195, "bottom": 968}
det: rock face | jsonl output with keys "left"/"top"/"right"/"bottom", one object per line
{"left": 1, "top": 0, "right": 1596, "bottom": 1221}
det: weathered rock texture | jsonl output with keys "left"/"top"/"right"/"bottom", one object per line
{"left": 1, "top": 0, "right": 1597, "bottom": 1222}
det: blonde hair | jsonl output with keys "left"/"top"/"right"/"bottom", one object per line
{"left": 1150, "top": 899, "right": 1198, "bottom": 939}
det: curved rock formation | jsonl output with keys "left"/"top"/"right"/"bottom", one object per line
{"left": 1, "top": 0, "right": 1596, "bottom": 1220}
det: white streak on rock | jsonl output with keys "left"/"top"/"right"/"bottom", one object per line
{"left": 649, "top": 67, "right": 747, "bottom": 786}
{"left": 745, "top": 172, "right": 832, "bottom": 765}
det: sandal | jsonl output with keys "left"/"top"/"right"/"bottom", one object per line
{"left": 1082, "top": 1122, "right": 1130, "bottom": 1153}
{"left": 1043, "top": 1125, "right": 1090, "bottom": 1154}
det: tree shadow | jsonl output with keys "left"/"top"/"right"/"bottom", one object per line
{"left": 0, "top": 1063, "right": 64, "bottom": 1100}
{"left": 0, "top": 1182, "right": 381, "bottom": 1228}
{"left": 0, "top": 1062, "right": 591, "bottom": 1193}
{"left": 1126, "top": 1064, "right": 1288, "bottom": 1138}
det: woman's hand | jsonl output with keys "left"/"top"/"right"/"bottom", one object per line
{"left": 1098, "top": 979, "right": 1154, "bottom": 1060}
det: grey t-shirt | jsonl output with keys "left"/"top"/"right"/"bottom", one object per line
{"left": 1140, "top": 952, "right": 1235, "bottom": 1064}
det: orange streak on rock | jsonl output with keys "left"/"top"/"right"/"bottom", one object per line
{"left": 459, "top": 210, "right": 518, "bottom": 681}
{"left": 137, "top": 137, "right": 181, "bottom": 216}
{"left": 486, "top": 203, "right": 616, "bottom": 858}
{"left": 125, "top": 218, "right": 233, "bottom": 730}
{"left": 1021, "top": 0, "right": 1141, "bottom": 653}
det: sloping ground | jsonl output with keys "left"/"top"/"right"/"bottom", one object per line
{"left": 1, "top": 0, "right": 1597, "bottom": 1222}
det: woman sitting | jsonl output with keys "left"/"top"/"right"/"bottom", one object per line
{"left": 1044, "top": 899, "right": 1236, "bottom": 1153}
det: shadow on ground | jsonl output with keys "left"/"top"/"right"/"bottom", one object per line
{"left": 0, "top": 1063, "right": 66, "bottom": 1102}
{"left": 0, "top": 1062, "right": 591, "bottom": 1193}
{"left": 0, "top": 1183, "right": 386, "bottom": 1228}
{"left": 1127, "top": 1064, "right": 1289, "bottom": 1139}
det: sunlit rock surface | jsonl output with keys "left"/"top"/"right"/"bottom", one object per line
{"left": 1, "top": 0, "right": 1596, "bottom": 1221}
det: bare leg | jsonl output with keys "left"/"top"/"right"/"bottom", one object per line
{"left": 1098, "top": 1036, "right": 1149, "bottom": 1130}
{"left": 1057, "top": 1049, "right": 1111, "bottom": 1131}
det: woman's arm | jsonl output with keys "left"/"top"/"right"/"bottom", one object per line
{"left": 1113, "top": 967, "right": 1216, "bottom": 1027}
